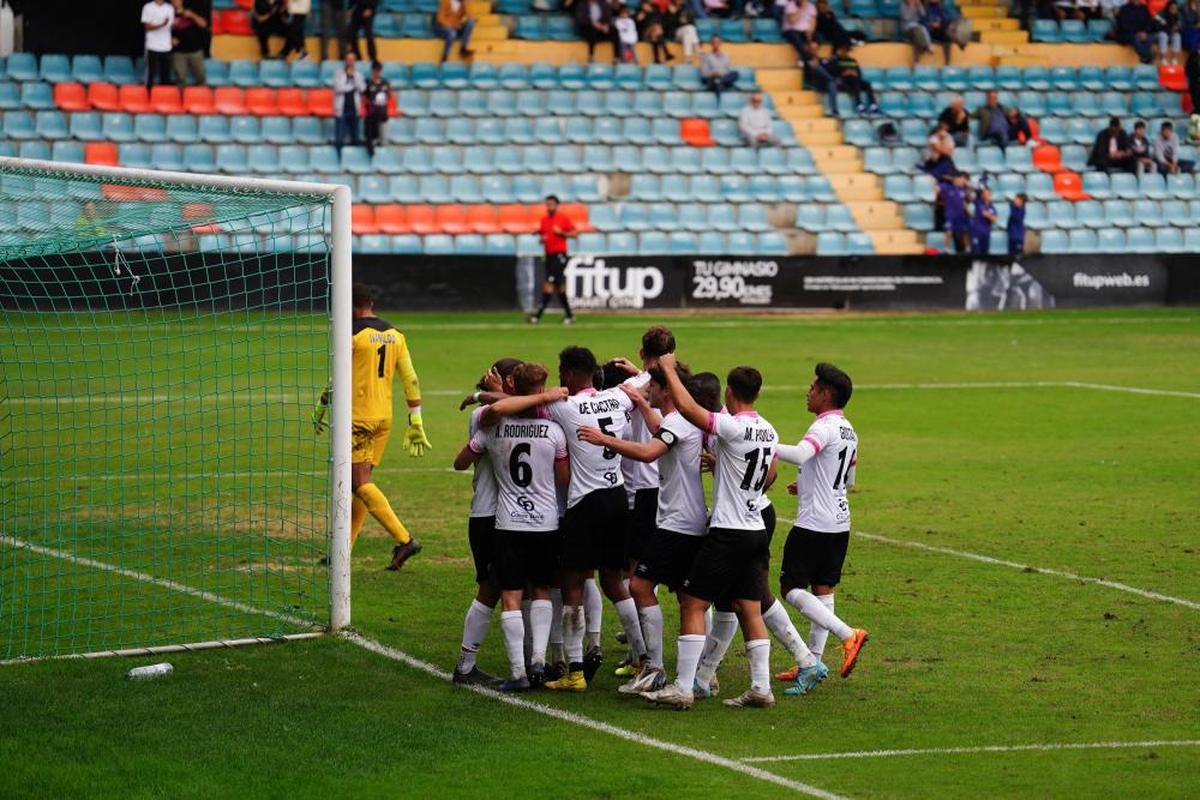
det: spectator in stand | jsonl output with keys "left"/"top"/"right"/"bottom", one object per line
{"left": 171, "top": 0, "right": 209, "bottom": 88}
{"left": 970, "top": 182, "right": 998, "bottom": 256}
{"left": 346, "top": 0, "right": 378, "bottom": 63}
{"left": 703, "top": 0, "right": 735, "bottom": 18}
{"left": 900, "top": 0, "right": 934, "bottom": 64}
{"left": 700, "top": 35, "right": 740, "bottom": 95}
{"left": 319, "top": 0, "right": 346, "bottom": 60}
{"left": 281, "top": 0, "right": 312, "bottom": 60}
{"left": 939, "top": 96, "right": 971, "bottom": 147}
{"left": 614, "top": 6, "right": 640, "bottom": 63}
{"left": 975, "top": 90, "right": 1009, "bottom": 149}
{"left": 142, "top": 0, "right": 176, "bottom": 89}
{"left": 1100, "top": 0, "right": 1125, "bottom": 21}
{"left": 939, "top": 171, "right": 972, "bottom": 254}
{"left": 436, "top": 0, "right": 476, "bottom": 63}
{"left": 1153, "top": 121, "right": 1193, "bottom": 172}
{"left": 1006, "top": 106, "right": 1035, "bottom": 145}
{"left": 831, "top": 43, "right": 879, "bottom": 113}
{"left": 1130, "top": 120, "right": 1156, "bottom": 173}
{"left": 780, "top": 0, "right": 818, "bottom": 58}
{"left": 575, "top": 0, "right": 613, "bottom": 63}
{"left": 1073, "top": 0, "right": 1101, "bottom": 21}
{"left": 1088, "top": 116, "right": 1134, "bottom": 171}
{"left": 636, "top": 0, "right": 675, "bottom": 63}
{"left": 922, "top": 121, "right": 957, "bottom": 177}
{"left": 675, "top": 6, "right": 702, "bottom": 62}
{"left": 815, "top": 0, "right": 865, "bottom": 48}
{"left": 364, "top": 61, "right": 390, "bottom": 156}
{"left": 924, "top": 0, "right": 967, "bottom": 64}
{"left": 1116, "top": 0, "right": 1155, "bottom": 63}
{"left": 801, "top": 38, "right": 840, "bottom": 115}
{"left": 739, "top": 92, "right": 779, "bottom": 146}
{"left": 251, "top": 0, "right": 288, "bottom": 58}
{"left": 1007, "top": 192, "right": 1027, "bottom": 259}
{"left": 332, "top": 52, "right": 366, "bottom": 154}
{"left": 1156, "top": 1, "right": 1183, "bottom": 64}
{"left": 1187, "top": 43, "right": 1200, "bottom": 115}
{"left": 1182, "top": 0, "right": 1200, "bottom": 50}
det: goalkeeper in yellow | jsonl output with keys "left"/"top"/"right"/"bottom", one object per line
{"left": 314, "top": 283, "right": 430, "bottom": 571}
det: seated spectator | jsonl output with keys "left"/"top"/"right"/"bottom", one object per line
{"left": 780, "top": 0, "right": 818, "bottom": 57}
{"left": 1006, "top": 106, "right": 1035, "bottom": 146}
{"left": 831, "top": 43, "right": 878, "bottom": 113}
{"left": 939, "top": 96, "right": 971, "bottom": 147}
{"left": 1130, "top": 120, "right": 1156, "bottom": 173}
{"left": 1116, "top": 0, "right": 1155, "bottom": 62}
{"left": 800, "top": 38, "right": 841, "bottom": 115}
{"left": 636, "top": 0, "right": 676, "bottom": 64}
{"left": 615, "top": 6, "right": 639, "bottom": 63}
{"left": 924, "top": 0, "right": 969, "bottom": 64}
{"left": 900, "top": 0, "right": 934, "bottom": 64}
{"left": 1152, "top": 120, "right": 1194, "bottom": 172}
{"left": 1156, "top": 1, "right": 1183, "bottom": 63}
{"left": 575, "top": 0, "right": 613, "bottom": 63}
{"left": 922, "top": 122, "right": 957, "bottom": 177}
{"left": 975, "top": 90, "right": 1009, "bottom": 149}
{"left": 739, "top": 92, "right": 779, "bottom": 146}
{"left": 1007, "top": 192, "right": 1027, "bottom": 259}
{"left": 1088, "top": 116, "right": 1134, "bottom": 171}
{"left": 332, "top": 52, "right": 365, "bottom": 154}
{"left": 364, "top": 60, "right": 390, "bottom": 156}
{"left": 815, "top": 0, "right": 865, "bottom": 48}
{"left": 435, "top": 0, "right": 476, "bottom": 64}
{"left": 251, "top": 0, "right": 288, "bottom": 59}
{"left": 170, "top": 0, "right": 209, "bottom": 89}
{"left": 674, "top": 7, "right": 701, "bottom": 61}
{"left": 700, "top": 35, "right": 739, "bottom": 95}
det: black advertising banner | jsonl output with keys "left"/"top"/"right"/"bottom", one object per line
{"left": 1017, "top": 257, "right": 1168, "bottom": 308}
{"left": 355, "top": 255, "right": 516, "bottom": 311}
{"left": 533, "top": 255, "right": 687, "bottom": 311}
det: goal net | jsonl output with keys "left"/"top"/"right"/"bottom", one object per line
{"left": 0, "top": 158, "right": 352, "bottom": 661}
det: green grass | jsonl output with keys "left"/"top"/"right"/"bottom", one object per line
{"left": 3, "top": 308, "right": 1199, "bottom": 798}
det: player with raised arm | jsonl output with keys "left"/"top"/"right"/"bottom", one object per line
{"left": 454, "top": 363, "right": 570, "bottom": 692}
{"left": 773, "top": 363, "right": 870, "bottom": 683}
{"left": 312, "top": 284, "right": 429, "bottom": 571}
{"left": 451, "top": 357, "right": 523, "bottom": 686}
{"left": 642, "top": 354, "right": 779, "bottom": 710}
{"left": 481, "top": 346, "right": 650, "bottom": 692}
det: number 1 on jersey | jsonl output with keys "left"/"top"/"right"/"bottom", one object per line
{"left": 376, "top": 344, "right": 386, "bottom": 378}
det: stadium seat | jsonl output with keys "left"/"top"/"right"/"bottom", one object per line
{"left": 150, "top": 143, "right": 183, "bottom": 171}
{"left": 1068, "top": 228, "right": 1098, "bottom": 253}
{"left": 150, "top": 86, "right": 184, "bottom": 115}
{"left": 50, "top": 140, "right": 85, "bottom": 164}
{"left": 182, "top": 143, "right": 216, "bottom": 172}
{"left": 307, "top": 89, "right": 335, "bottom": 117}
{"left": 119, "top": 143, "right": 151, "bottom": 169}
{"left": 1039, "top": 229, "right": 1068, "bottom": 253}
{"left": 35, "top": 110, "right": 68, "bottom": 139}
{"left": 70, "top": 55, "right": 104, "bottom": 84}
{"left": 1053, "top": 172, "right": 1087, "bottom": 201}
{"left": 18, "top": 81, "right": 52, "bottom": 110}
{"left": 99, "top": 112, "right": 134, "bottom": 142}
{"left": 230, "top": 115, "right": 260, "bottom": 143}
{"left": 118, "top": 85, "right": 152, "bottom": 114}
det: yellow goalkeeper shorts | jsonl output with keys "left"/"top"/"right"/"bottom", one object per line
{"left": 351, "top": 418, "right": 392, "bottom": 465}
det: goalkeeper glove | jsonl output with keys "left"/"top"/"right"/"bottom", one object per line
{"left": 404, "top": 408, "right": 432, "bottom": 458}
{"left": 311, "top": 385, "right": 330, "bottom": 435}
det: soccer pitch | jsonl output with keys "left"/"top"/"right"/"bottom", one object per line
{"left": 3, "top": 308, "right": 1198, "bottom": 799}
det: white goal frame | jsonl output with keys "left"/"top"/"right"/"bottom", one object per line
{"left": 0, "top": 157, "right": 353, "bottom": 645}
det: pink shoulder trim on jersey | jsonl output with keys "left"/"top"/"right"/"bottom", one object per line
{"left": 705, "top": 410, "right": 717, "bottom": 435}
{"left": 577, "top": 388, "right": 597, "bottom": 397}
{"left": 554, "top": 452, "right": 569, "bottom": 462}
{"left": 535, "top": 406, "right": 549, "bottom": 419}
{"left": 468, "top": 439, "right": 485, "bottom": 454}
{"left": 802, "top": 434, "right": 823, "bottom": 453}
{"left": 815, "top": 409, "right": 845, "bottom": 420}
{"left": 734, "top": 410, "right": 759, "bottom": 418}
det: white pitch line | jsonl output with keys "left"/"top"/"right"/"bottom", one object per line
{"left": 0, "top": 535, "right": 842, "bottom": 799}
{"left": 742, "top": 739, "right": 1200, "bottom": 763}
{"left": 856, "top": 532, "right": 1200, "bottom": 612}
{"left": 5, "top": 394, "right": 301, "bottom": 405}
{"left": 763, "top": 381, "right": 1200, "bottom": 399}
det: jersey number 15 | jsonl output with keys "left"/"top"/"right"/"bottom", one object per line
{"left": 740, "top": 447, "right": 772, "bottom": 492}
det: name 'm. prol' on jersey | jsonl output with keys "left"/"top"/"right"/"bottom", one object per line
{"left": 469, "top": 415, "right": 567, "bottom": 533}
{"left": 467, "top": 405, "right": 498, "bottom": 519}
{"left": 542, "top": 380, "right": 644, "bottom": 508}
{"left": 653, "top": 410, "right": 707, "bottom": 536}
{"left": 706, "top": 410, "right": 778, "bottom": 531}
{"left": 794, "top": 410, "right": 858, "bottom": 533}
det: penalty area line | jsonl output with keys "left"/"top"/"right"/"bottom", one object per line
{"left": 742, "top": 739, "right": 1200, "bottom": 763}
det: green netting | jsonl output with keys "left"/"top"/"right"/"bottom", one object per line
{"left": 0, "top": 162, "right": 334, "bottom": 660}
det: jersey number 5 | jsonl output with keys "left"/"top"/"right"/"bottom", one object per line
{"left": 596, "top": 416, "right": 617, "bottom": 460}
{"left": 509, "top": 443, "right": 533, "bottom": 488}
{"left": 740, "top": 447, "right": 772, "bottom": 492}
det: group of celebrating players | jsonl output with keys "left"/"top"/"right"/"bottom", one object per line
{"left": 447, "top": 325, "right": 869, "bottom": 710}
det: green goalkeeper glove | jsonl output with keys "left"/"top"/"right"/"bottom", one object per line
{"left": 311, "top": 385, "right": 330, "bottom": 435}
{"left": 404, "top": 409, "right": 431, "bottom": 458}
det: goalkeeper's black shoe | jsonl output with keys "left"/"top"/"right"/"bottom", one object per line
{"left": 543, "top": 660, "right": 568, "bottom": 683}
{"left": 582, "top": 645, "right": 604, "bottom": 684}
{"left": 453, "top": 666, "right": 500, "bottom": 687}
{"left": 386, "top": 539, "right": 422, "bottom": 571}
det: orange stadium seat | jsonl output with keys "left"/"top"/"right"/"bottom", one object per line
{"left": 245, "top": 87, "right": 278, "bottom": 115}
{"left": 406, "top": 205, "right": 438, "bottom": 234}
{"left": 84, "top": 142, "right": 118, "bottom": 166}
{"left": 213, "top": 86, "right": 247, "bottom": 115}
{"left": 1032, "top": 144, "right": 1064, "bottom": 173}
{"left": 118, "top": 84, "right": 152, "bottom": 114}
{"left": 1159, "top": 64, "right": 1187, "bottom": 91}
{"left": 183, "top": 202, "right": 221, "bottom": 234}
{"left": 466, "top": 204, "right": 501, "bottom": 233}
{"left": 498, "top": 203, "right": 536, "bottom": 233}
{"left": 55, "top": 82, "right": 90, "bottom": 112}
{"left": 1053, "top": 172, "right": 1088, "bottom": 201}
{"left": 87, "top": 82, "right": 120, "bottom": 112}
{"left": 150, "top": 85, "right": 184, "bottom": 114}
{"left": 183, "top": 85, "right": 216, "bottom": 115}
{"left": 306, "top": 88, "right": 335, "bottom": 117}
{"left": 559, "top": 202, "right": 593, "bottom": 231}
{"left": 219, "top": 10, "right": 253, "bottom": 35}
{"left": 277, "top": 88, "right": 307, "bottom": 116}
{"left": 680, "top": 118, "right": 714, "bottom": 146}
{"left": 375, "top": 205, "right": 408, "bottom": 234}
{"left": 437, "top": 205, "right": 471, "bottom": 234}
{"left": 351, "top": 204, "right": 379, "bottom": 234}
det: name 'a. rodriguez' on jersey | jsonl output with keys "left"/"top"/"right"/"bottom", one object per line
{"left": 794, "top": 410, "right": 858, "bottom": 533}
{"left": 469, "top": 416, "right": 568, "bottom": 533}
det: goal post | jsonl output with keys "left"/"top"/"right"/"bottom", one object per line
{"left": 0, "top": 157, "right": 352, "bottom": 661}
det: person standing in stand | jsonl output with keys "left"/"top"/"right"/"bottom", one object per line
{"left": 528, "top": 195, "right": 577, "bottom": 326}
{"left": 363, "top": 61, "right": 390, "bottom": 156}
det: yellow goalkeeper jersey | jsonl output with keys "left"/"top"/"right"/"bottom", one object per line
{"left": 352, "top": 316, "right": 420, "bottom": 422}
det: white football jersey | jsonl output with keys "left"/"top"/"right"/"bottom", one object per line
{"left": 621, "top": 375, "right": 660, "bottom": 493}
{"left": 706, "top": 410, "right": 778, "bottom": 531}
{"left": 793, "top": 410, "right": 858, "bottom": 533}
{"left": 470, "top": 415, "right": 567, "bottom": 533}
{"left": 653, "top": 411, "right": 707, "bottom": 536}
{"left": 542, "top": 377, "right": 646, "bottom": 508}
{"left": 468, "top": 405, "right": 498, "bottom": 518}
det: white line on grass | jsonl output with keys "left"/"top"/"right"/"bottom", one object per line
{"left": 0, "top": 535, "right": 843, "bottom": 799}
{"left": 856, "top": 532, "right": 1200, "bottom": 611}
{"left": 742, "top": 739, "right": 1200, "bottom": 763}
{"left": 763, "top": 381, "right": 1200, "bottom": 399}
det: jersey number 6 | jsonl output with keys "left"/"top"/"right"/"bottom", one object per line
{"left": 509, "top": 443, "right": 533, "bottom": 488}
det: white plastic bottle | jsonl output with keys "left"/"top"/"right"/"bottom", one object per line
{"left": 126, "top": 662, "right": 173, "bottom": 681}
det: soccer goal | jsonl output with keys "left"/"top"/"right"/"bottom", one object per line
{"left": 0, "top": 158, "right": 352, "bottom": 662}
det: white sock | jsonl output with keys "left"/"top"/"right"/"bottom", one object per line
{"left": 674, "top": 633, "right": 706, "bottom": 694}
{"left": 583, "top": 578, "right": 602, "bottom": 648}
{"left": 500, "top": 610, "right": 527, "bottom": 680}
{"left": 456, "top": 599, "right": 494, "bottom": 674}
{"left": 746, "top": 638, "right": 771, "bottom": 694}
{"left": 521, "top": 599, "right": 533, "bottom": 664}
{"left": 704, "top": 605, "right": 713, "bottom": 637}
{"left": 563, "top": 604, "right": 585, "bottom": 665}
{"left": 529, "top": 599, "right": 552, "bottom": 667}
{"left": 614, "top": 597, "right": 647, "bottom": 661}
{"left": 762, "top": 599, "right": 817, "bottom": 669}
{"left": 786, "top": 588, "right": 853, "bottom": 641}
{"left": 808, "top": 593, "right": 835, "bottom": 659}
{"left": 695, "top": 611, "right": 738, "bottom": 688}
{"left": 549, "top": 588, "right": 565, "bottom": 663}
{"left": 639, "top": 604, "right": 664, "bottom": 669}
